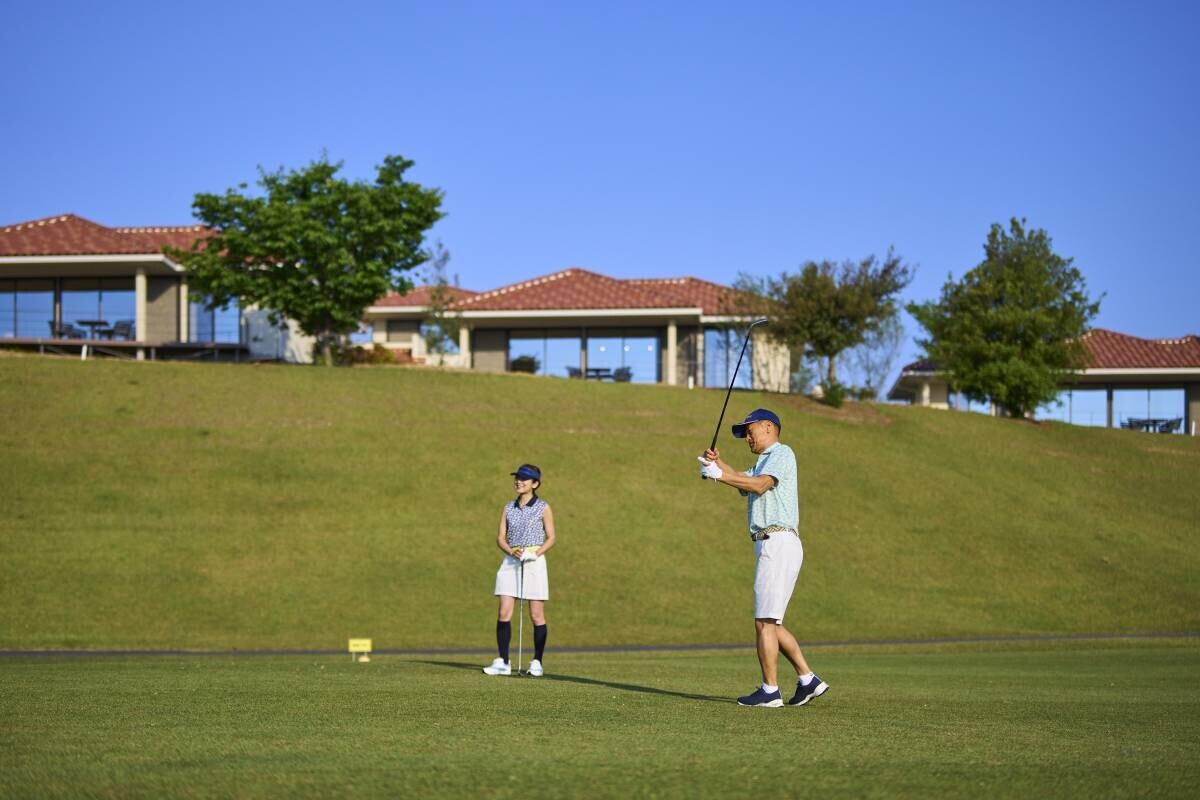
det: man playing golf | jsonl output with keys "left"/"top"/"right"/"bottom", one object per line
{"left": 482, "top": 463, "right": 556, "bottom": 677}
{"left": 699, "top": 409, "right": 829, "bottom": 708}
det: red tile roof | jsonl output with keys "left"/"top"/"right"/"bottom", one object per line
{"left": 624, "top": 276, "right": 745, "bottom": 315}
{"left": 0, "top": 214, "right": 207, "bottom": 257}
{"left": 452, "top": 268, "right": 687, "bottom": 312}
{"left": 901, "top": 328, "right": 1200, "bottom": 372}
{"left": 1080, "top": 328, "right": 1200, "bottom": 369}
{"left": 374, "top": 285, "right": 479, "bottom": 307}
{"left": 443, "top": 269, "right": 750, "bottom": 314}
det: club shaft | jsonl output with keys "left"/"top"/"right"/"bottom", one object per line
{"left": 517, "top": 561, "right": 524, "bottom": 675}
{"left": 708, "top": 320, "right": 767, "bottom": 451}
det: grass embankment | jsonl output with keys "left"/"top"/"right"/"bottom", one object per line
{"left": 2, "top": 641, "right": 1198, "bottom": 798}
{"left": 0, "top": 356, "right": 1197, "bottom": 650}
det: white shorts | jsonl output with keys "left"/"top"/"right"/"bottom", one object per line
{"left": 753, "top": 533, "right": 803, "bottom": 623}
{"left": 494, "top": 553, "right": 549, "bottom": 601}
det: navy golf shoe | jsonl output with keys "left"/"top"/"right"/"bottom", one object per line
{"left": 736, "top": 687, "right": 784, "bottom": 707}
{"left": 788, "top": 675, "right": 829, "bottom": 706}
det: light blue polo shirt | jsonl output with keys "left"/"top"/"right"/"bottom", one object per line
{"left": 743, "top": 442, "right": 799, "bottom": 535}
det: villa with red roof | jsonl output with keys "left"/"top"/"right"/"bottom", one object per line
{"left": 1, "top": 213, "right": 788, "bottom": 389}
{"left": 887, "top": 329, "right": 1200, "bottom": 435}
{"left": 365, "top": 267, "right": 788, "bottom": 389}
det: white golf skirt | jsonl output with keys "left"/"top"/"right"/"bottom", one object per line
{"left": 494, "top": 553, "right": 549, "bottom": 601}
{"left": 753, "top": 533, "right": 803, "bottom": 623}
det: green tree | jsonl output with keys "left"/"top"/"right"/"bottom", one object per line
{"left": 169, "top": 154, "right": 443, "bottom": 365}
{"left": 736, "top": 250, "right": 914, "bottom": 389}
{"left": 907, "top": 218, "right": 1102, "bottom": 417}
{"left": 420, "top": 241, "right": 461, "bottom": 362}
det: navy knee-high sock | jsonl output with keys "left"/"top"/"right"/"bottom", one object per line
{"left": 534, "top": 624, "right": 547, "bottom": 661}
{"left": 496, "top": 620, "right": 511, "bottom": 661}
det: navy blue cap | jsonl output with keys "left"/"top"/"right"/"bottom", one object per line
{"left": 511, "top": 464, "right": 541, "bottom": 481}
{"left": 731, "top": 409, "right": 781, "bottom": 438}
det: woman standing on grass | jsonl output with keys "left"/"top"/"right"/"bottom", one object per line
{"left": 483, "top": 463, "right": 556, "bottom": 677}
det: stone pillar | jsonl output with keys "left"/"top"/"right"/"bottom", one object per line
{"left": 1106, "top": 386, "right": 1114, "bottom": 428}
{"left": 580, "top": 327, "right": 588, "bottom": 375}
{"left": 920, "top": 380, "right": 931, "bottom": 407}
{"left": 179, "top": 277, "right": 189, "bottom": 342}
{"left": 135, "top": 268, "right": 147, "bottom": 360}
{"left": 666, "top": 319, "right": 677, "bottom": 386}
{"left": 459, "top": 324, "right": 471, "bottom": 368}
{"left": 1187, "top": 383, "right": 1200, "bottom": 436}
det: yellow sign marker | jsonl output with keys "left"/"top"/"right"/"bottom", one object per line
{"left": 349, "top": 638, "right": 372, "bottom": 663}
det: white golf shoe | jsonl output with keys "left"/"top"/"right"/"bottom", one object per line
{"left": 528, "top": 659, "right": 544, "bottom": 677}
{"left": 482, "top": 658, "right": 512, "bottom": 676}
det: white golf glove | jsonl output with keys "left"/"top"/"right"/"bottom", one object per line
{"left": 698, "top": 457, "right": 723, "bottom": 480}
{"left": 520, "top": 548, "right": 540, "bottom": 562}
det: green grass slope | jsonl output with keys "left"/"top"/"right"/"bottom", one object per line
{"left": 1, "top": 355, "right": 1197, "bottom": 650}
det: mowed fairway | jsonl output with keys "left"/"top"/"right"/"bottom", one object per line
{"left": 2, "top": 640, "right": 1197, "bottom": 799}
{"left": 2, "top": 356, "right": 1199, "bottom": 651}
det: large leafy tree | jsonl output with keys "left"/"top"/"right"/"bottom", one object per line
{"left": 736, "top": 250, "right": 914, "bottom": 389}
{"left": 169, "top": 154, "right": 443, "bottom": 365}
{"left": 907, "top": 218, "right": 1102, "bottom": 417}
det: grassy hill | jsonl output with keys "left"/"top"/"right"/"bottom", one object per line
{"left": 1, "top": 354, "right": 1197, "bottom": 650}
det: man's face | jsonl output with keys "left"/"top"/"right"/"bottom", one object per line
{"left": 744, "top": 420, "right": 777, "bottom": 454}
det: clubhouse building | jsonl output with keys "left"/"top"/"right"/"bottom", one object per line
{"left": 0, "top": 213, "right": 789, "bottom": 390}
{"left": 887, "top": 329, "right": 1200, "bottom": 435}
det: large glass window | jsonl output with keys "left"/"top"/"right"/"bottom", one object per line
{"left": 705, "top": 328, "right": 752, "bottom": 389}
{"left": 1036, "top": 389, "right": 1107, "bottom": 427}
{"left": 587, "top": 330, "right": 659, "bottom": 383}
{"left": 508, "top": 330, "right": 582, "bottom": 378}
{"left": 190, "top": 297, "right": 242, "bottom": 344}
{"left": 506, "top": 331, "right": 580, "bottom": 376}
{"left": 0, "top": 281, "right": 14, "bottom": 338}
{"left": 1114, "top": 388, "right": 1186, "bottom": 432}
{"left": 60, "top": 278, "right": 134, "bottom": 338}
{"left": 16, "top": 281, "right": 54, "bottom": 338}
{"left": 1036, "top": 388, "right": 1185, "bottom": 431}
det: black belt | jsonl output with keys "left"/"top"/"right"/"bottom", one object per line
{"left": 750, "top": 526, "right": 796, "bottom": 541}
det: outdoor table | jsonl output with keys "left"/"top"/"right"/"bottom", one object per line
{"left": 586, "top": 367, "right": 614, "bottom": 380}
{"left": 75, "top": 319, "right": 110, "bottom": 339}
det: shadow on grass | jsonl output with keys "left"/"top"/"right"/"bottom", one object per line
{"left": 417, "top": 660, "right": 730, "bottom": 704}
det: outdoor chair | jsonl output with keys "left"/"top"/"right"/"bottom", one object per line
{"left": 1158, "top": 418, "right": 1182, "bottom": 434}
{"left": 565, "top": 366, "right": 582, "bottom": 379}
{"left": 613, "top": 366, "right": 633, "bottom": 382}
{"left": 109, "top": 320, "right": 134, "bottom": 340}
{"left": 48, "top": 321, "right": 86, "bottom": 339}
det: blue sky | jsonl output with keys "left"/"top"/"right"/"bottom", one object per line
{"left": 3, "top": 1, "right": 1197, "bottom": 385}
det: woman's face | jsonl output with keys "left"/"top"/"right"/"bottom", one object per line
{"left": 513, "top": 476, "right": 538, "bottom": 494}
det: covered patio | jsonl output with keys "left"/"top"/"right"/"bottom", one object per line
{"left": 0, "top": 214, "right": 247, "bottom": 360}
{"left": 887, "top": 329, "right": 1200, "bottom": 435}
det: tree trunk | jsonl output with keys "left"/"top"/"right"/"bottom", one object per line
{"left": 826, "top": 356, "right": 838, "bottom": 388}
{"left": 320, "top": 326, "right": 333, "bottom": 366}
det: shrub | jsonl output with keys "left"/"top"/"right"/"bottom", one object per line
{"left": 510, "top": 355, "right": 540, "bottom": 374}
{"left": 820, "top": 381, "right": 847, "bottom": 408}
{"left": 337, "top": 344, "right": 397, "bottom": 366}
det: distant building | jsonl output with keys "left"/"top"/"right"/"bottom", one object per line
{"left": 366, "top": 268, "right": 789, "bottom": 389}
{"left": 1, "top": 214, "right": 787, "bottom": 389}
{"left": 887, "top": 329, "right": 1200, "bottom": 435}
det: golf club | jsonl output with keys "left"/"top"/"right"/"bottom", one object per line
{"left": 703, "top": 318, "right": 769, "bottom": 478}
{"left": 516, "top": 558, "right": 525, "bottom": 676}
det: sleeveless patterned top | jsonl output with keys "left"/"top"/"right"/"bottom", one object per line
{"left": 505, "top": 497, "right": 547, "bottom": 548}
